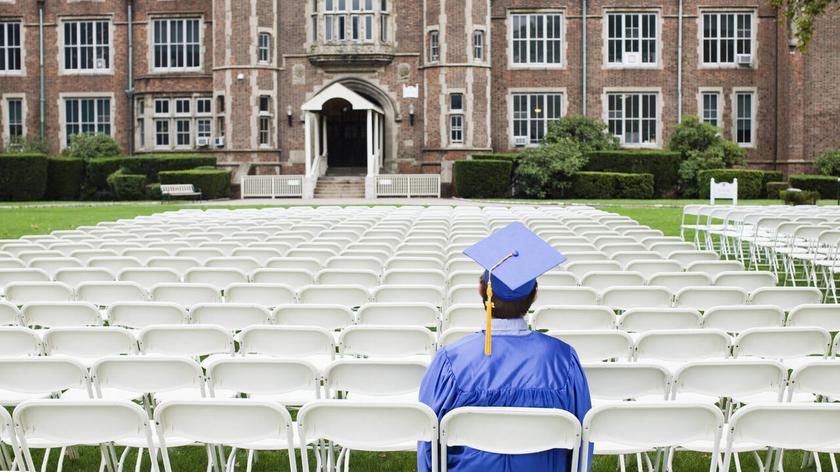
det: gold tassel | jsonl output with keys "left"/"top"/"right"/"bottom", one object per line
{"left": 484, "top": 252, "right": 517, "bottom": 356}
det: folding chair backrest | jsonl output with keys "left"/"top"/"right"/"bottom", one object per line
{"left": 674, "top": 287, "right": 748, "bottom": 311}
{"left": 206, "top": 357, "right": 320, "bottom": 398}
{"left": 298, "top": 285, "right": 371, "bottom": 307}
{"left": 601, "top": 286, "right": 673, "bottom": 311}
{"left": 713, "top": 271, "right": 777, "bottom": 292}
{"left": 0, "top": 301, "right": 20, "bottom": 326}
{"left": 618, "top": 308, "right": 702, "bottom": 332}
{"left": 647, "top": 273, "right": 712, "bottom": 292}
{"left": 733, "top": 327, "right": 831, "bottom": 360}
{"left": 273, "top": 304, "right": 354, "bottom": 331}
{"left": 118, "top": 268, "right": 181, "bottom": 287}
{"left": 44, "top": 327, "right": 138, "bottom": 360}
{"left": 564, "top": 261, "right": 622, "bottom": 279}
{"left": 635, "top": 329, "right": 731, "bottom": 363}
{"left": 107, "top": 302, "right": 187, "bottom": 329}
{"left": 787, "top": 304, "right": 840, "bottom": 331}
{"left": 224, "top": 283, "right": 296, "bottom": 307}
{"left": 787, "top": 361, "right": 840, "bottom": 401}
{"left": 686, "top": 260, "right": 745, "bottom": 278}
{"left": 531, "top": 306, "right": 616, "bottom": 331}
{"left": 671, "top": 360, "right": 787, "bottom": 401}
{"left": 0, "top": 358, "right": 89, "bottom": 396}
{"left": 580, "top": 272, "right": 646, "bottom": 292}
{"left": 583, "top": 363, "right": 671, "bottom": 401}
{"left": 749, "top": 287, "right": 822, "bottom": 312}
{"left": 0, "top": 327, "right": 41, "bottom": 357}
{"left": 238, "top": 325, "right": 336, "bottom": 358}
{"left": 625, "top": 260, "right": 684, "bottom": 278}
{"left": 547, "top": 330, "right": 633, "bottom": 362}
{"left": 76, "top": 281, "right": 148, "bottom": 307}
{"left": 373, "top": 285, "right": 445, "bottom": 307}
{"left": 92, "top": 356, "right": 205, "bottom": 398}
{"left": 5, "top": 282, "right": 74, "bottom": 304}
{"left": 532, "top": 287, "right": 600, "bottom": 309}
{"left": 151, "top": 283, "right": 222, "bottom": 308}
{"left": 339, "top": 326, "right": 436, "bottom": 358}
{"left": 324, "top": 359, "right": 428, "bottom": 399}
{"left": 357, "top": 303, "right": 440, "bottom": 328}
{"left": 443, "top": 304, "right": 485, "bottom": 329}
{"left": 702, "top": 305, "right": 785, "bottom": 333}
{"left": 21, "top": 302, "right": 102, "bottom": 327}
{"left": 190, "top": 303, "right": 271, "bottom": 331}
{"left": 139, "top": 325, "right": 234, "bottom": 357}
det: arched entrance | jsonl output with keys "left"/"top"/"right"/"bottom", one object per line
{"left": 322, "top": 97, "right": 369, "bottom": 172}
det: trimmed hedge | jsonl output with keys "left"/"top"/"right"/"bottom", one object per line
{"left": 453, "top": 160, "right": 513, "bottom": 199}
{"left": 760, "top": 171, "right": 784, "bottom": 194}
{"left": 571, "top": 172, "right": 655, "bottom": 199}
{"left": 789, "top": 174, "right": 838, "bottom": 199}
{"left": 471, "top": 153, "right": 521, "bottom": 174}
{"left": 697, "top": 169, "right": 765, "bottom": 200}
{"left": 766, "top": 181, "right": 790, "bottom": 200}
{"left": 583, "top": 151, "right": 680, "bottom": 197}
{"left": 159, "top": 169, "right": 231, "bottom": 199}
{"left": 781, "top": 190, "right": 820, "bottom": 206}
{"left": 46, "top": 157, "right": 86, "bottom": 200}
{"left": 106, "top": 171, "right": 147, "bottom": 201}
{"left": 0, "top": 153, "right": 49, "bottom": 201}
{"left": 87, "top": 154, "right": 217, "bottom": 190}
{"left": 87, "top": 157, "right": 129, "bottom": 190}
{"left": 145, "top": 183, "right": 162, "bottom": 200}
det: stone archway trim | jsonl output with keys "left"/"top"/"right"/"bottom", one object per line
{"left": 301, "top": 83, "right": 384, "bottom": 114}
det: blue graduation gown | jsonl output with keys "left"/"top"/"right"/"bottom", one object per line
{"left": 418, "top": 325, "right": 592, "bottom": 472}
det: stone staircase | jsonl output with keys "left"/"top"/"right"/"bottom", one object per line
{"left": 314, "top": 176, "right": 366, "bottom": 198}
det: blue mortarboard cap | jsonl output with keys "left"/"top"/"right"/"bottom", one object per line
{"left": 464, "top": 222, "right": 567, "bottom": 297}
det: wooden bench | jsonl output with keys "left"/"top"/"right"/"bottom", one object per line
{"left": 160, "top": 184, "right": 202, "bottom": 200}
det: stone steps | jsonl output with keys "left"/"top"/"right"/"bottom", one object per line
{"left": 314, "top": 177, "right": 366, "bottom": 198}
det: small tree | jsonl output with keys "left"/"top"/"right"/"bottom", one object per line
{"left": 544, "top": 115, "right": 619, "bottom": 153}
{"left": 64, "top": 133, "right": 121, "bottom": 159}
{"left": 670, "top": 116, "right": 747, "bottom": 197}
{"left": 815, "top": 149, "right": 840, "bottom": 176}
{"left": 668, "top": 116, "right": 721, "bottom": 158}
{"left": 513, "top": 138, "right": 587, "bottom": 199}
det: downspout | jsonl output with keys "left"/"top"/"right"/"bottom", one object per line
{"left": 581, "top": 0, "right": 587, "bottom": 115}
{"left": 38, "top": 0, "right": 45, "bottom": 140}
{"left": 677, "top": 0, "right": 684, "bottom": 122}
{"left": 126, "top": 0, "right": 135, "bottom": 155}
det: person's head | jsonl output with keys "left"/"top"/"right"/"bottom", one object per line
{"left": 478, "top": 273, "right": 538, "bottom": 319}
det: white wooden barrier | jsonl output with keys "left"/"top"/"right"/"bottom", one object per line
{"left": 376, "top": 175, "right": 441, "bottom": 198}
{"left": 241, "top": 175, "right": 305, "bottom": 199}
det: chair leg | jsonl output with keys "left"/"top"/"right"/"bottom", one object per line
{"left": 815, "top": 452, "right": 824, "bottom": 472}
{"left": 734, "top": 452, "right": 742, "bottom": 472}
{"left": 829, "top": 452, "right": 837, "bottom": 472}
{"left": 619, "top": 454, "right": 627, "bottom": 472}
{"left": 247, "top": 449, "right": 255, "bottom": 472}
{"left": 56, "top": 447, "right": 66, "bottom": 472}
{"left": 135, "top": 447, "right": 145, "bottom": 472}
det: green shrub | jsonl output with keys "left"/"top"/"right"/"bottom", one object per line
{"left": 760, "top": 171, "right": 784, "bottom": 192}
{"left": 815, "top": 149, "right": 840, "bottom": 176}
{"left": 544, "top": 115, "right": 619, "bottom": 153}
{"left": 4, "top": 136, "right": 49, "bottom": 154}
{"left": 86, "top": 157, "right": 130, "bottom": 190}
{"left": 159, "top": 169, "right": 231, "bottom": 199}
{"left": 64, "top": 133, "right": 121, "bottom": 158}
{"left": 513, "top": 139, "right": 587, "bottom": 199}
{"left": 679, "top": 150, "right": 726, "bottom": 198}
{"left": 453, "top": 160, "right": 513, "bottom": 198}
{"left": 697, "top": 169, "right": 766, "bottom": 200}
{"left": 0, "top": 153, "right": 49, "bottom": 201}
{"left": 571, "top": 172, "right": 655, "bottom": 199}
{"left": 766, "top": 181, "right": 790, "bottom": 200}
{"left": 584, "top": 150, "right": 680, "bottom": 197}
{"left": 470, "top": 153, "right": 521, "bottom": 175}
{"left": 46, "top": 157, "right": 86, "bottom": 200}
{"left": 145, "top": 183, "right": 162, "bottom": 199}
{"left": 106, "top": 170, "right": 147, "bottom": 201}
{"left": 122, "top": 154, "right": 217, "bottom": 180}
{"left": 781, "top": 190, "right": 820, "bottom": 206}
{"left": 789, "top": 174, "right": 839, "bottom": 199}
{"left": 669, "top": 116, "right": 722, "bottom": 158}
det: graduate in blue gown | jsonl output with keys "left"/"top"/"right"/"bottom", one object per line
{"left": 418, "top": 222, "right": 592, "bottom": 472}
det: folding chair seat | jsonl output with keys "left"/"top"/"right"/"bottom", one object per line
{"left": 14, "top": 400, "right": 160, "bottom": 472}
{"left": 139, "top": 325, "right": 235, "bottom": 363}
{"left": 787, "top": 304, "right": 840, "bottom": 330}
{"left": 685, "top": 260, "right": 746, "bottom": 278}
{"left": 273, "top": 304, "right": 354, "bottom": 333}
{"left": 147, "top": 257, "right": 202, "bottom": 277}
{"left": 634, "top": 329, "right": 732, "bottom": 372}
{"left": 0, "top": 269, "right": 51, "bottom": 295}
{"left": 610, "top": 251, "right": 663, "bottom": 268}
{"left": 440, "top": 407, "right": 581, "bottom": 472}
{"left": 749, "top": 287, "right": 822, "bottom": 312}
{"left": 339, "top": 326, "right": 436, "bottom": 359}
{"left": 647, "top": 272, "right": 712, "bottom": 292}
{"left": 238, "top": 325, "right": 336, "bottom": 371}
{"left": 601, "top": 286, "right": 673, "bottom": 311}
{"left": 150, "top": 283, "right": 221, "bottom": 308}
{"left": 702, "top": 305, "right": 785, "bottom": 334}
{"left": 618, "top": 308, "right": 702, "bottom": 333}
{"left": 27, "top": 257, "right": 82, "bottom": 278}
{"left": 356, "top": 303, "right": 440, "bottom": 329}
{"left": 205, "top": 357, "right": 321, "bottom": 406}
{"left": 298, "top": 400, "right": 438, "bottom": 472}
{"left": 183, "top": 268, "right": 248, "bottom": 292}
{"left": 582, "top": 363, "right": 671, "bottom": 405}
{"left": 382, "top": 269, "right": 446, "bottom": 287}
{"left": 0, "top": 301, "right": 20, "bottom": 326}
{"left": 372, "top": 285, "right": 445, "bottom": 307}
{"left": 674, "top": 286, "right": 748, "bottom": 311}
{"left": 713, "top": 271, "right": 777, "bottom": 292}
{"left": 21, "top": 301, "right": 102, "bottom": 328}
{"left": 581, "top": 272, "right": 646, "bottom": 293}
{"left": 316, "top": 269, "right": 381, "bottom": 289}
{"left": 118, "top": 267, "right": 181, "bottom": 286}
{"left": 0, "top": 358, "right": 90, "bottom": 406}
{"left": 190, "top": 303, "right": 271, "bottom": 331}
{"left": 564, "top": 261, "right": 622, "bottom": 280}
{"left": 531, "top": 306, "right": 616, "bottom": 331}
{"left": 547, "top": 331, "right": 634, "bottom": 362}
{"left": 155, "top": 399, "right": 297, "bottom": 472}
{"left": 173, "top": 248, "right": 225, "bottom": 264}
{"left": 43, "top": 327, "right": 138, "bottom": 367}
{"left": 536, "top": 271, "right": 579, "bottom": 287}
{"left": 671, "top": 360, "right": 787, "bottom": 408}
{"left": 580, "top": 403, "right": 724, "bottom": 472}
{"left": 324, "top": 359, "right": 428, "bottom": 402}
{"left": 733, "top": 326, "right": 831, "bottom": 370}
{"left": 722, "top": 404, "right": 840, "bottom": 472}
{"left": 107, "top": 302, "right": 188, "bottom": 329}
{"left": 75, "top": 281, "right": 148, "bottom": 308}
{"left": 0, "top": 327, "right": 41, "bottom": 357}
{"left": 669, "top": 250, "right": 720, "bottom": 268}
{"left": 299, "top": 285, "right": 371, "bottom": 308}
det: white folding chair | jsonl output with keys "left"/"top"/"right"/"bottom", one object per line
{"left": 749, "top": 287, "right": 823, "bottom": 312}
{"left": 273, "top": 304, "right": 354, "bottom": 333}
{"left": 43, "top": 327, "right": 138, "bottom": 367}
{"left": 324, "top": 359, "right": 428, "bottom": 401}
{"left": 150, "top": 283, "right": 222, "bottom": 308}
{"left": 339, "top": 326, "right": 436, "bottom": 359}
{"left": 625, "top": 260, "right": 683, "bottom": 278}
{"left": 0, "top": 301, "right": 20, "bottom": 326}
{"left": 565, "top": 261, "right": 622, "bottom": 280}
{"left": 713, "top": 271, "right": 778, "bottom": 292}
{"left": 787, "top": 360, "right": 840, "bottom": 403}
{"left": 205, "top": 357, "right": 321, "bottom": 406}
{"left": 75, "top": 281, "right": 148, "bottom": 308}
{"left": 138, "top": 325, "right": 234, "bottom": 360}
{"left": 671, "top": 360, "right": 787, "bottom": 406}
{"left": 224, "top": 283, "right": 296, "bottom": 308}
{"left": 92, "top": 355, "right": 206, "bottom": 404}
{"left": 733, "top": 327, "right": 831, "bottom": 370}
{"left": 14, "top": 399, "right": 160, "bottom": 472}
{"left": 265, "top": 257, "right": 323, "bottom": 275}
{"left": 702, "top": 305, "right": 785, "bottom": 333}
{"left": 674, "top": 287, "right": 748, "bottom": 311}
{"left": 299, "top": 285, "right": 371, "bottom": 308}
{"left": 531, "top": 306, "right": 616, "bottom": 331}
{"left": 0, "top": 358, "right": 91, "bottom": 407}
{"left": 442, "top": 304, "right": 485, "bottom": 330}
{"left": 635, "top": 329, "right": 732, "bottom": 372}
{"left": 583, "top": 363, "right": 671, "bottom": 405}
{"left": 618, "top": 308, "right": 702, "bottom": 333}
{"left": 155, "top": 399, "right": 297, "bottom": 472}
{"left": 438, "top": 328, "right": 476, "bottom": 347}
{"left": 440, "top": 407, "right": 581, "bottom": 472}
{"left": 238, "top": 325, "right": 336, "bottom": 371}
{"left": 106, "top": 302, "right": 188, "bottom": 329}
{"left": 0, "top": 327, "right": 41, "bottom": 357}
{"left": 190, "top": 303, "right": 271, "bottom": 331}
{"left": 117, "top": 268, "right": 181, "bottom": 286}
{"left": 316, "top": 269, "right": 381, "bottom": 289}
{"left": 298, "top": 400, "right": 438, "bottom": 472}
{"left": 532, "top": 287, "right": 600, "bottom": 309}
{"left": 686, "top": 261, "right": 746, "bottom": 279}
{"left": 251, "top": 269, "right": 315, "bottom": 290}
{"left": 581, "top": 272, "right": 646, "bottom": 293}
{"left": 547, "top": 331, "right": 634, "bottom": 362}
{"left": 5, "top": 282, "right": 74, "bottom": 304}
{"left": 21, "top": 302, "right": 102, "bottom": 328}
{"left": 0, "top": 405, "right": 19, "bottom": 471}
{"left": 372, "top": 285, "right": 445, "bottom": 307}
{"left": 648, "top": 273, "right": 713, "bottom": 292}
{"left": 356, "top": 303, "right": 440, "bottom": 329}
{"left": 381, "top": 269, "right": 446, "bottom": 287}
{"left": 601, "top": 287, "right": 673, "bottom": 311}
{"left": 580, "top": 403, "right": 724, "bottom": 472}
{"left": 787, "top": 304, "right": 840, "bottom": 331}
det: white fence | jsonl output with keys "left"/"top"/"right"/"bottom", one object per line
{"left": 241, "top": 175, "right": 305, "bottom": 199}
{"left": 375, "top": 175, "right": 441, "bottom": 198}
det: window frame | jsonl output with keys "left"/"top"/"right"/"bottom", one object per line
{"left": 698, "top": 87, "right": 723, "bottom": 129}
{"left": 258, "top": 32, "right": 272, "bottom": 64}
{"left": 428, "top": 30, "right": 440, "bottom": 63}
{"left": 604, "top": 90, "right": 660, "bottom": 148}
{"left": 0, "top": 21, "right": 23, "bottom": 75}
{"left": 137, "top": 95, "right": 213, "bottom": 151}
{"left": 448, "top": 92, "right": 465, "bottom": 145}
{"left": 509, "top": 11, "right": 565, "bottom": 69}
{"left": 2, "top": 95, "right": 26, "bottom": 146}
{"left": 320, "top": 0, "right": 382, "bottom": 44}
{"left": 509, "top": 90, "right": 566, "bottom": 147}
{"left": 700, "top": 10, "right": 756, "bottom": 68}
{"left": 732, "top": 87, "right": 757, "bottom": 148}
{"left": 62, "top": 96, "right": 113, "bottom": 148}
{"left": 151, "top": 17, "right": 202, "bottom": 72}
{"left": 473, "top": 29, "right": 485, "bottom": 62}
{"left": 605, "top": 11, "right": 659, "bottom": 68}
{"left": 61, "top": 19, "right": 112, "bottom": 74}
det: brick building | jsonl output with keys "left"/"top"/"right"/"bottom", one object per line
{"left": 0, "top": 0, "right": 838, "bottom": 197}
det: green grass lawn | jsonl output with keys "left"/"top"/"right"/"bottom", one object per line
{"left": 0, "top": 201, "right": 829, "bottom": 471}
